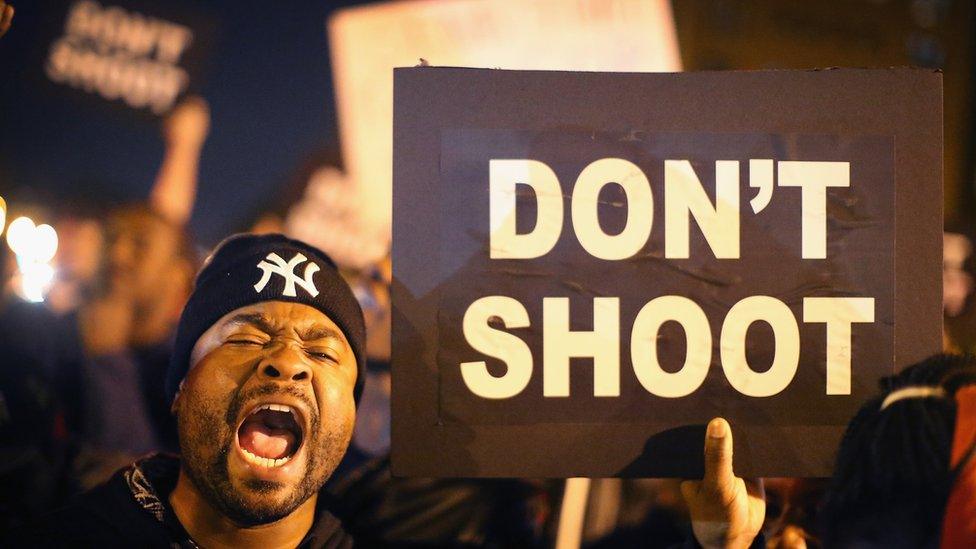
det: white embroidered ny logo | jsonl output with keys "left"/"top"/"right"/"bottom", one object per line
{"left": 253, "top": 252, "right": 320, "bottom": 297}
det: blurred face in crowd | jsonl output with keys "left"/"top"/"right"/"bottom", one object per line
{"left": 344, "top": 255, "right": 391, "bottom": 361}
{"left": 55, "top": 217, "right": 104, "bottom": 284}
{"left": 104, "top": 207, "right": 182, "bottom": 303}
{"left": 173, "top": 301, "right": 357, "bottom": 525}
{"left": 47, "top": 217, "right": 105, "bottom": 313}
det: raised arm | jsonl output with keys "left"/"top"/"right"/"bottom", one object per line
{"left": 149, "top": 96, "right": 210, "bottom": 226}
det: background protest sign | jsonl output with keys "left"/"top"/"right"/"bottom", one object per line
{"left": 392, "top": 67, "right": 942, "bottom": 478}
{"left": 21, "top": 0, "right": 214, "bottom": 121}
{"left": 328, "top": 0, "right": 680, "bottom": 254}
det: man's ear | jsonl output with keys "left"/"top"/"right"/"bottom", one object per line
{"left": 170, "top": 379, "right": 186, "bottom": 415}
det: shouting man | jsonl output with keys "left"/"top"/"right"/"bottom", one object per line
{"left": 8, "top": 233, "right": 762, "bottom": 548}
{"left": 14, "top": 234, "right": 365, "bottom": 547}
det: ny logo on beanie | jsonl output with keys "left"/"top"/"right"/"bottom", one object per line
{"left": 254, "top": 252, "right": 321, "bottom": 298}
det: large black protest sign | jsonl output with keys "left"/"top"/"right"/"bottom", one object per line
{"left": 392, "top": 68, "right": 942, "bottom": 477}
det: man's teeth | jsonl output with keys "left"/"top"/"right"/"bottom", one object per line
{"left": 241, "top": 447, "right": 291, "bottom": 468}
{"left": 238, "top": 403, "right": 300, "bottom": 468}
{"left": 255, "top": 403, "right": 292, "bottom": 413}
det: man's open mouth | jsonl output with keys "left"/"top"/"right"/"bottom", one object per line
{"left": 236, "top": 403, "right": 305, "bottom": 468}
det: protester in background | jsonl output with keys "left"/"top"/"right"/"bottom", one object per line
{"left": 0, "top": 96, "right": 209, "bottom": 506}
{"left": 943, "top": 233, "right": 973, "bottom": 320}
{"left": 45, "top": 210, "right": 104, "bottom": 315}
{"left": 943, "top": 231, "right": 976, "bottom": 353}
{"left": 46, "top": 97, "right": 209, "bottom": 317}
{"left": 70, "top": 204, "right": 197, "bottom": 485}
{"left": 283, "top": 165, "right": 389, "bottom": 275}
{"left": 67, "top": 96, "right": 208, "bottom": 485}
{"left": 819, "top": 353, "right": 976, "bottom": 547}
{"left": 244, "top": 149, "right": 344, "bottom": 237}
{"left": 339, "top": 254, "right": 391, "bottom": 463}
{"left": 759, "top": 478, "right": 824, "bottom": 549}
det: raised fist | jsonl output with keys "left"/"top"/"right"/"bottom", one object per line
{"left": 163, "top": 96, "right": 210, "bottom": 149}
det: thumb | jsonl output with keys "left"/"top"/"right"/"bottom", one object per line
{"left": 703, "top": 417, "right": 734, "bottom": 492}
{"left": 779, "top": 526, "right": 808, "bottom": 549}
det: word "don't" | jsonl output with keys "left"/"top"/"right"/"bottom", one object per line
{"left": 490, "top": 158, "right": 849, "bottom": 260}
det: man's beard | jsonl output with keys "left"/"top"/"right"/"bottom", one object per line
{"left": 178, "top": 383, "right": 349, "bottom": 526}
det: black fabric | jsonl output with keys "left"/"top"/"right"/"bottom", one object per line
{"left": 81, "top": 352, "right": 160, "bottom": 455}
{"left": 167, "top": 233, "right": 366, "bottom": 405}
{"left": 3, "top": 453, "right": 354, "bottom": 548}
{"left": 328, "top": 456, "right": 544, "bottom": 548}
{"left": 134, "top": 341, "right": 180, "bottom": 453}
{"left": 0, "top": 299, "right": 77, "bottom": 529}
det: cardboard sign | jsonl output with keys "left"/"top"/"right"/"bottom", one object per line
{"left": 392, "top": 67, "right": 942, "bottom": 478}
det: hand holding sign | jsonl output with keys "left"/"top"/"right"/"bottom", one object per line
{"left": 681, "top": 418, "right": 765, "bottom": 549}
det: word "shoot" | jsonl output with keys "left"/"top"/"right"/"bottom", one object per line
{"left": 459, "top": 157, "right": 875, "bottom": 400}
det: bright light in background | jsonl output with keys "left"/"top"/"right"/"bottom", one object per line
{"left": 19, "top": 262, "right": 55, "bottom": 303}
{"left": 0, "top": 196, "right": 6, "bottom": 236}
{"left": 32, "top": 224, "right": 59, "bottom": 263}
{"left": 5, "top": 215, "right": 59, "bottom": 303}
{"left": 7, "top": 216, "right": 38, "bottom": 257}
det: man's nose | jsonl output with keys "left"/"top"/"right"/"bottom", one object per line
{"left": 257, "top": 342, "right": 311, "bottom": 382}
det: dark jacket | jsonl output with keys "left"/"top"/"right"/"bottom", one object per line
{"left": 6, "top": 453, "right": 353, "bottom": 548}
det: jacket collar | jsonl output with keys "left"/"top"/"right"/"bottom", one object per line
{"left": 120, "top": 453, "right": 349, "bottom": 548}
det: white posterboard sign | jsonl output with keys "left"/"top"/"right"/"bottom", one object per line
{"left": 328, "top": 0, "right": 682, "bottom": 243}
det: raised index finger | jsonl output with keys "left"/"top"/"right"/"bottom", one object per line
{"left": 703, "top": 417, "right": 734, "bottom": 491}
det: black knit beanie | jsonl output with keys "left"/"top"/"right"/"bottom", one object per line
{"left": 166, "top": 233, "right": 366, "bottom": 405}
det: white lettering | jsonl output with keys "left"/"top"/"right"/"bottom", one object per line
{"left": 803, "top": 297, "right": 875, "bottom": 395}
{"left": 778, "top": 161, "right": 850, "bottom": 259}
{"left": 543, "top": 297, "right": 620, "bottom": 397}
{"left": 572, "top": 158, "right": 654, "bottom": 260}
{"left": 489, "top": 160, "right": 564, "bottom": 259}
{"left": 460, "top": 296, "right": 533, "bottom": 399}
{"left": 631, "top": 296, "right": 711, "bottom": 397}
{"left": 720, "top": 296, "right": 800, "bottom": 397}
{"left": 664, "top": 160, "right": 740, "bottom": 258}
